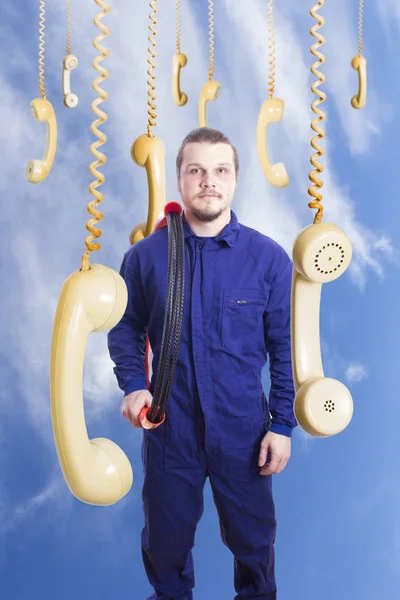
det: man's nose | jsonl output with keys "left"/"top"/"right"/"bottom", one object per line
{"left": 201, "top": 173, "right": 216, "bottom": 187}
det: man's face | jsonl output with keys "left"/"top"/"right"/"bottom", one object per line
{"left": 177, "top": 142, "right": 237, "bottom": 223}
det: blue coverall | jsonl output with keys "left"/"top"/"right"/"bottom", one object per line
{"left": 107, "top": 209, "right": 297, "bottom": 600}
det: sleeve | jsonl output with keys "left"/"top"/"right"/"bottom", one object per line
{"left": 107, "top": 247, "right": 149, "bottom": 396}
{"left": 263, "top": 254, "right": 298, "bottom": 437}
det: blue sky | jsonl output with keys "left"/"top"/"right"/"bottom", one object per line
{"left": 1, "top": 0, "right": 400, "bottom": 598}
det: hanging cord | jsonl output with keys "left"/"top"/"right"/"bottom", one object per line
{"left": 308, "top": 0, "right": 326, "bottom": 225}
{"left": 208, "top": 0, "right": 215, "bottom": 81}
{"left": 267, "top": 0, "right": 276, "bottom": 99}
{"left": 80, "top": 0, "right": 110, "bottom": 271}
{"left": 66, "top": 0, "right": 72, "bottom": 55}
{"left": 148, "top": 212, "right": 185, "bottom": 424}
{"left": 38, "top": 0, "right": 46, "bottom": 99}
{"left": 357, "top": 0, "right": 364, "bottom": 56}
{"left": 176, "top": 0, "right": 181, "bottom": 53}
{"left": 147, "top": 0, "right": 158, "bottom": 137}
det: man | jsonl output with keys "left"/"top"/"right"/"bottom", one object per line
{"left": 107, "top": 127, "right": 297, "bottom": 600}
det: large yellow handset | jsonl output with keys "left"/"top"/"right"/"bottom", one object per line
{"left": 351, "top": 0, "right": 366, "bottom": 109}
{"left": 50, "top": 0, "right": 133, "bottom": 506}
{"left": 26, "top": 1, "right": 57, "bottom": 183}
{"left": 256, "top": 2, "right": 289, "bottom": 187}
{"left": 198, "top": 0, "right": 220, "bottom": 127}
{"left": 291, "top": 1, "right": 354, "bottom": 438}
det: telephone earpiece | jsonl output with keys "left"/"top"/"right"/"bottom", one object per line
{"left": 63, "top": 54, "right": 79, "bottom": 108}
{"left": 172, "top": 53, "right": 188, "bottom": 106}
{"left": 291, "top": 222, "right": 354, "bottom": 437}
{"left": 26, "top": 97, "right": 57, "bottom": 183}
{"left": 256, "top": 98, "right": 289, "bottom": 187}
{"left": 130, "top": 134, "right": 166, "bottom": 243}
{"left": 351, "top": 55, "right": 366, "bottom": 109}
{"left": 50, "top": 263, "right": 133, "bottom": 505}
{"left": 198, "top": 80, "right": 221, "bottom": 127}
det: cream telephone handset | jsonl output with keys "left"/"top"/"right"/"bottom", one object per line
{"left": 351, "top": 0, "right": 366, "bottom": 109}
{"left": 172, "top": 53, "right": 188, "bottom": 106}
{"left": 129, "top": 134, "right": 166, "bottom": 245}
{"left": 50, "top": 264, "right": 133, "bottom": 505}
{"left": 256, "top": 98, "right": 289, "bottom": 188}
{"left": 291, "top": 223, "right": 354, "bottom": 437}
{"left": 26, "top": 98, "right": 57, "bottom": 184}
{"left": 351, "top": 55, "right": 366, "bottom": 109}
{"left": 198, "top": 80, "right": 221, "bottom": 128}
{"left": 257, "top": 4, "right": 289, "bottom": 187}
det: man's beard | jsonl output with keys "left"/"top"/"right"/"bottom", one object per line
{"left": 191, "top": 198, "right": 225, "bottom": 223}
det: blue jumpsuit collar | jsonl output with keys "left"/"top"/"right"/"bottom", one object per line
{"left": 181, "top": 208, "right": 240, "bottom": 247}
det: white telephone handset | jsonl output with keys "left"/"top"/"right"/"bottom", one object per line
{"left": 256, "top": 98, "right": 289, "bottom": 188}
{"left": 291, "top": 222, "right": 354, "bottom": 437}
{"left": 198, "top": 80, "right": 221, "bottom": 128}
{"left": 26, "top": 98, "right": 57, "bottom": 183}
{"left": 50, "top": 263, "right": 133, "bottom": 505}
{"left": 63, "top": 54, "right": 79, "bottom": 108}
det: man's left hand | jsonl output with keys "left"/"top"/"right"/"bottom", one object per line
{"left": 258, "top": 431, "right": 291, "bottom": 475}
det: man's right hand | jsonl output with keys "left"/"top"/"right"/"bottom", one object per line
{"left": 121, "top": 389, "right": 153, "bottom": 428}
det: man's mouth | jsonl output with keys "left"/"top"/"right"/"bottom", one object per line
{"left": 199, "top": 194, "right": 220, "bottom": 198}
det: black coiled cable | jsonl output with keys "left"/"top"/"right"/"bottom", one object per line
{"left": 148, "top": 210, "right": 185, "bottom": 423}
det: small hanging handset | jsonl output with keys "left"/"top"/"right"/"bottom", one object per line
{"left": 291, "top": 223, "right": 354, "bottom": 437}
{"left": 172, "top": 53, "right": 188, "bottom": 106}
{"left": 198, "top": 81, "right": 221, "bottom": 128}
{"left": 26, "top": 98, "right": 57, "bottom": 183}
{"left": 256, "top": 98, "right": 289, "bottom": 188}
{"left": 351, "top": 55, "right": 366, "bottom": 109}
{"left": 130, "top": 134, "right": 166, "bottom": 245}
{"left": 63, "top": 54, "right": 79, "bottom": 108}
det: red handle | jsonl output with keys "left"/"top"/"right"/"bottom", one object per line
{"left": 139, "top": 406, "right": 166, "bottom": 429}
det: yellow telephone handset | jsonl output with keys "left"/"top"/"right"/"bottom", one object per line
{"left": 130, "top": 134, "right": 166, "bottom": 245}
{"left": 351, "top": 55, "right": 366, "bottom": 109}
{"left": 198, "top": 80, "right": 221, "bottom": 128}
{"left": 172, "top": 53, "right": 188, "bottom": 106}
{"left": 291, "top": 223, "right": 354, "bottom": 437}
{"left": 256, "top": 98, "right": 289, "bottom": 188}
{"left": 26, "top": 97, "right": 57, "bottom": 183}
{"left": 50, "top": 263, "right": 133, "bottom": 506}
{"left": 63, "top": 54, "right": 79, "bottom": 108}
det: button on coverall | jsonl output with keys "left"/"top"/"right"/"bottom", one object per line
{"left": 108, "top": 209, "right": 297, "bottom": 600}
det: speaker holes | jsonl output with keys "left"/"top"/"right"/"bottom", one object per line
{"left": 324, "top": 400, "right": 335, "bottom": 412}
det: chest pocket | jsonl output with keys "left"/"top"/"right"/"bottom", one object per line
{"left": 221, "top": 288, "right": 266, "bottom": 355}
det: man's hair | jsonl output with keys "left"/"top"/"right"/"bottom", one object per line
{"left": 176, "top": 127, "right": 239, "bottom": 180}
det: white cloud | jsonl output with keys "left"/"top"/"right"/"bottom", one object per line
{"left": 345, "top": 362, "right": 368, "bottom": 383}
